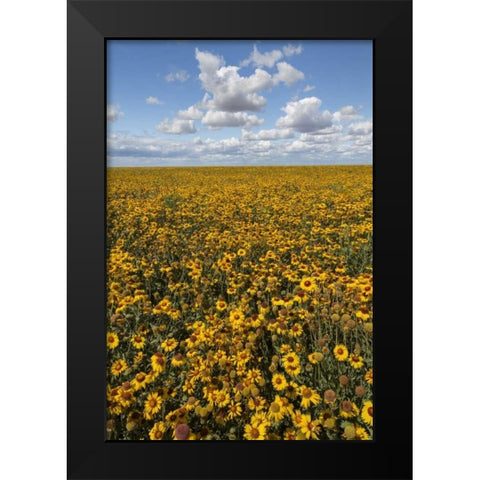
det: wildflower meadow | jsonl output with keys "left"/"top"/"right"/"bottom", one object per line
{"left": 106, "top": 165, "right": 373, "bottom": 440}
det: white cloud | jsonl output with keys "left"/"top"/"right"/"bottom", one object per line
{"left": 206, "top": 137, "right": 241, "bottom": 151}
{"left": 241, "top": 45, "right": 284, "bottom": 68}
{"left": 177, "top": 105, "right": 204, "bottom": 120}
{"left": 273, "top": 62, "right": 305, "bottom": 87}
{"left": 107, "top": 135, "right": 188, "bottom": 157}
{"left": 285, "top": 140, "right": 313, "bottom": 153}
{"left": 165, "top": 70, "right": 190, "bottom": 82}
{"left": 201, "top": 110, "right": 264, "bottom": 128}
{"left": 299, "top": 132, "right": 340, "bottom": 144}
{"left": 353, "top": 135, "right": 372, "bottom": 147}
{"left": 283, "top": 44, "right": 303, "bottom": 57}
{"left": 107, "top": 104, "right": 124, "bottom": 123}
{"left": 156, "top": 118, "right": 197, "bottom": 134}
{"left": 107, "top": 131, "right": 372, "bottom": 167}
{"left": 146, "top": 96, "right": 162, "bottom": 105}
{"left": 333, "top": 105, "right": 361, "bottom": 122}
{"left": 302, "top": 124, "right": 344, "bottom": 136}
{"left": 242, "top": 128, "right": 294, "bottom": 141}
{"left": 348, "top": 120, "right": 372, "bottom": 135}
{"left": 276, "top": 97, "right": 333, "bottom": 133}
{"left": 303, "top": 85, "right": 316, "bottom": 92}
{"left": 196, "top": 48, "right": 275, "bottom": 112}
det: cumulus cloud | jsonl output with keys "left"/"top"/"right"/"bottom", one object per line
{"left": 107, "top": 131, "right": 372, "bottom": 167}
{"left": 241, "top": 45, "right": 284, "bottom": 68}
{"left": 107, "top": 135, "right": 188, "bottom": 158}
{"left": 348, "top": 120, "right": 372, "bottom": 135}
{"left": 302, "top": 124, "right": 343, "bottom": 136}
{"left": 165, "top": 70, "right": 190, "bottom": 82}
{"left": 353, "top": 135, "right": 372, "bottom": 147}
{"left": 107, "top": 104, "right": 124, "bottom": 123}
{"left": 177, "top": 105, "right": 204, "bottom": 120}
{"left": 283, "top": 44, "right": 303, "bottom": 57}
{"left": 242, "top": 128, "right": 294, "bottom": 141}
{"left": 299, "top": 132, "right": 340, "bottom": 144}
{"left": 156, "top": 118, "right": 197, "bottom": 134}
{"left": 193, "top": 48, "right": 306, "bottom": 136}
{"left": 276, "top": 97, "right": 333, "bottom": 133}
{"left": 196, "top": 48, "right": 274, "bottom": 112}
{"left": 108, "top": 44, "right": 371, "bottom": 166}
{"left": 333, "top": 105, "right": 361, "bottom": 122}
{"left": 204, "top": 136, "right": 242, "bottom": 151}
{"left": 201, "top": 110, "right": 264, "bottom": 128}
{"left": 273, "top": 62, "right": 305, "bottom": 87}
{"left": 146, "top": 96, "right": 162, "bottom": 105}
{"left": 285, "top": 140, "right": 313, "bottom": 153}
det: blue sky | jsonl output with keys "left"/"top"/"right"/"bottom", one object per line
{"left": 107, "top": 40, "right": 372, "bottom": 167}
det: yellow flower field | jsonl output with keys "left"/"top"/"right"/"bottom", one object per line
{"left": 106, "top": 165, "right": 373, "bottom": 440}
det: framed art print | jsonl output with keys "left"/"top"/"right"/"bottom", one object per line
{"left": 68, "top": 1, "right": 412, "bottom": 479}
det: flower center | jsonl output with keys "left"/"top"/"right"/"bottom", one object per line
{"left": 271, "top": 402, "right": 280, "bottom": 413}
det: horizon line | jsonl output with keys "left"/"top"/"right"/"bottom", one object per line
{"left": 106, "top": 163, "right": 373, "bottom": 168}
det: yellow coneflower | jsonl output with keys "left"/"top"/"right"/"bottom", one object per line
{"left": 298, "top": 386, "right": 321, "bottom": 408}
{"left": 271, "top": 373, "right": 288, "bottom": 391}
{"left": 226, "top": 401, "right": 242, "bottom": 420}
{"left": 144, "top": 392, "right": 162, "bottom": 420}
{"left": 130, "top": 335, "right": 146, "bottom": 349}
{"left": 106, "top": 332, "right": 119, "bottom": 349}
{"left": 349, "top": 354, "right": 365, "bottom": 369}
{"left": 361, "top": 400, "right": 373, "bottom": 427}
{"left": 282, "top": 352, "right": 300, "bottom": 369}
{"left": 339, "top": 400, "right": 359, "bottom": 418}
{"left": 300, "top": 277, "right": 317, "bottom": 293}
{"left": 149, "top": 421, "right": 167, "bottom": 440}
{"left": 161, "top": 337, "right": 178, "bottom": 352}
{"left": 267, "top": 395, "right": 286, "bottom": 423}
{"left": 150, "top": 352, "right": 167, "bottom": 373}
{"left": 110, "top": 358, "right": 127, "bottom": 376}
{"left": 171, "top": 353, "right": 186, "bottom": 367}
{"left": 355, "top": 426, "right": 370, "bottom": 440}
{"left": 308, "top": 351, "right": 324, "bottom": 364}
{"left": 289, "top": 323, "right": 303, "bottom": 338}
{"left": 216, "top": 299, "right": 227, "bottom": 311}
{"left": 356, "top": 307, "right": 370, "bottom": 321}
{"left": 244, "top": 423, "right": 266, "bottom": 440}
{"left": 300, "top": 414, "right": 321, "bottom": 439}
{"left": 214, "top": 390, "right": 230, "bottom": 408}
{"left": 131, "top": 372, "right": 149, "bottom": 391}
{"left": 333, "top": 344, "right": 349, "bottom": 361}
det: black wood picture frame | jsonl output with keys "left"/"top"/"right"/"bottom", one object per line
{"left": 67, "top": 1, "right": 412, "bottom": 478}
